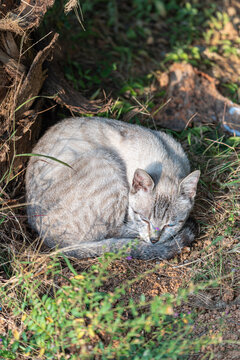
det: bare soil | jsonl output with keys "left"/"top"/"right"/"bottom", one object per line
{"left": 0, "top": 1, "right": 239, "bottom": 359}
{"left": 50, "top": 2, "right": 240, "bottom": 358}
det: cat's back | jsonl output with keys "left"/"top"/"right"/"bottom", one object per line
{"left": 27, "top": 117, "right": 136, "bottom": 167}
{"left": 26, "top": 117, "right": 190, "bottom": 188}
{"left": 26, "top": 116, "right": 153, "bottom": 177}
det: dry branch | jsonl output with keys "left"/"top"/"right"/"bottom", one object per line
{"left": 44, "top": 62, "right": 113, "bottom": 114}
{"left": 0, "top": 0, "right": 112, "bottom": 181}
{"left": 17, "top": 32, "right": 59, "bottom": 118}
{"left": 0, "top": 0, "right": 55, "bottom": 33}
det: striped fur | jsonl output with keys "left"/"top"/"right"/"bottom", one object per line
{"left": 26, "top": 117, "right": 200, "bottom": 260}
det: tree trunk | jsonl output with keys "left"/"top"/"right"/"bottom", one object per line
{"left": 0, "top": 0, "right": 111, "bottom": 181}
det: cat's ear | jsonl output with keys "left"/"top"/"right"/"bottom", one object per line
{"left": 131, "top": 169, "right": 154, "bottom": 194}
{"left": 179, "top": 170, "right": 200, "bottom": 199}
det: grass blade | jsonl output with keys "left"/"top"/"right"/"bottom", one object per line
{"left": 15, "top": 153, "right": 73, "bottom": 169}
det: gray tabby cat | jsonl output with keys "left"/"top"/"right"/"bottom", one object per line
{"left": 26, "top": 117, "right": 200, "bottom": 260}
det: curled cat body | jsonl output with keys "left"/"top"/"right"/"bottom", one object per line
{"left": 26, "top": 117, "right": 200, "bottom": 260}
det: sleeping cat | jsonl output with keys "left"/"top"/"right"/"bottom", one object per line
{"left": 26, "top": 117, "right": 200, "bottom": 260}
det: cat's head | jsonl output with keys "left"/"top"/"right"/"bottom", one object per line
{"left": 128, "top": 168, "right": 200, "bottom": 243}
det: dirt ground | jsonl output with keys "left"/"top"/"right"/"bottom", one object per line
{"left": 52, "top": 2, "right": 240, "bottom": 358}
{"left": 0, "top": 1, "right": 240, "bottom": 359}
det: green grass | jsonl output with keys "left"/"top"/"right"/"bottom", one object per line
{"left": 0, "top": 0, "right": 240, "bottom": 359}
{"left": 0, "top": 252, "right": 220, "bottom": 360}
{"left": 1, "top": 125, "right": 239, "bottom": 359}
{"left": 50, "top": 0, "right": 240, "bottom": 126}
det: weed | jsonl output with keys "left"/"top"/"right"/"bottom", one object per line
{"left": 1, "top": 1, "right": 240, "bottom": 359}
{"left": 221, "top": 83, "right": 240, "bottom": 104}
{"left": 0, "top": 252, "right": 219, "bottom": 359}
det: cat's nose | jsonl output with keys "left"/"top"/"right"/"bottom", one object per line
{"left": 150, "top": 237, "right": 159, "bottom": 244}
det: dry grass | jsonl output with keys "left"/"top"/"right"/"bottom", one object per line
{"left": 0, "top": 51, "right": 239, "bottom": 354}
{"left": 0, "top": 120, "right": 239, "bottom": 358}
{"left": 0, "top": 1, "right": 240, "bottom": 358}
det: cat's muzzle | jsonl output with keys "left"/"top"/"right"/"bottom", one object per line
{"left": 150, "top": 237, "right": 160, "bottom": 244}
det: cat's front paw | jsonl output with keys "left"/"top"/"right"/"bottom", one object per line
{"left": 177, "top": 217, "right": 198, "bottom": 248}
{"left": 130, "top": 217, "right": 198, "bottom": 260}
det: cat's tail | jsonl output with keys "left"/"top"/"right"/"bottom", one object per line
{"left": 56, "top": 218, "right": 197, "bottom": 260}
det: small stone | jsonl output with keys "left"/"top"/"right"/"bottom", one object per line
{"left": 146, "top": 36, "right": 154, "bottom": 45}
{"left": 233, "top": 295, "right": 240, "bottom": 305}
{"left": 204, "top": 240, "right": 211, "bottom": 246}
{"left": 227, "top": 7, "right": 236, "bottom": 16}
{"left": 222, "top": 286, "right": 234, "bottom": 302}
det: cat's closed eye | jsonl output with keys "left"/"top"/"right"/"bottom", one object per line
{"left": 133, "top": 211, "right": 149, "bottom": 223}
{"left": 164, "top": 220, "right": 185, "bottom": 229}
